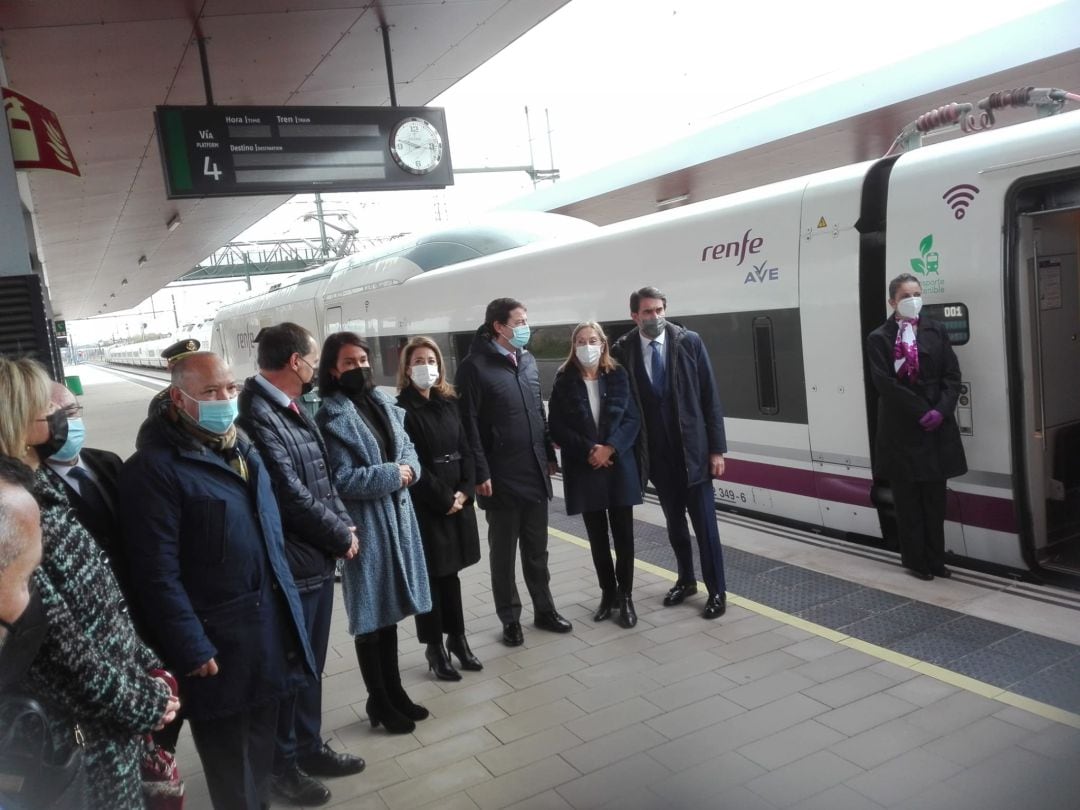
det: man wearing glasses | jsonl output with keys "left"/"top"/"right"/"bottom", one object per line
{"left": 43, "top": 381, "right": 124, "bottom": 569}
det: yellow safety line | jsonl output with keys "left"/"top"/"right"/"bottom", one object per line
{"left": 547, "top": 524, "right": 1080, "bottom": 730}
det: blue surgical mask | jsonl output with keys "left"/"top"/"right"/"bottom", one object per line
{"left": 180, "top": 389, "right": 238, "bottom": 434}
{"left": 507, "top": 325, "right": 531, "bottom": 349}
{"left": 50, "top": 417, "right": 85, "bottom": 463}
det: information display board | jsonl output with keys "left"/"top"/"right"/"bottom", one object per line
{"left": 155, "top": 105, "right": 453, "bottom": 198}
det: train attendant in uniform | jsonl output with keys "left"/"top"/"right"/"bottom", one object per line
{"left": 867, "top": 273, "right": 967, "bottom": 580}
{"left": 0, "top": 357, "right": 180, "bottom": 810}
{"left": 612, "top": 286, "right": 729, "bottom": 620}
{"left": 315, "top": 332, "right": 432, "bottom": 734}
{"left": 548, "top": 322, "right": 643, "bottom": 628}
{"left": 396, "top": 336, "right": 482, "bottom": 681}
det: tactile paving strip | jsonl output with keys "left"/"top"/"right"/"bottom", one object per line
{"left": 545, "top": 498, "right": 1080, "bottom": 714}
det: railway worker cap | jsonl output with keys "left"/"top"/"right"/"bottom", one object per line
{"left": 161, "top": 338, "right": 201, "bottom": 368}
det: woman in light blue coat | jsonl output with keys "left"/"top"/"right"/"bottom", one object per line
{"left": 315, "top": 332, "right": 432, "bottom": 735}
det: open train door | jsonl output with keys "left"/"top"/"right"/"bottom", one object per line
{"left": 1011, "top": 194, "right": 1080, "bottom": 578}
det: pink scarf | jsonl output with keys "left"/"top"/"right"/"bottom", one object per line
{"left": 893, "top": 318, "right": 919, "bottom": 384}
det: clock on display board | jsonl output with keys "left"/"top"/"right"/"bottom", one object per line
{"left": 390, "top": 117, "right": 444, "bottom": 175}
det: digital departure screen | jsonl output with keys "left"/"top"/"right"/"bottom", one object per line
{"left": 922, "top": 302, "right": 970, "bottom": 345}
{"left": 155, "top": 105, "right": 453, "bottom": 199}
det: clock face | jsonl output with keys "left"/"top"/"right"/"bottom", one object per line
{"left": 390, "top": 118, "right": 444, "bottom": 175}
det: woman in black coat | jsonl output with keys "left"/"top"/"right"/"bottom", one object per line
{"left": 396, "top": 336, "right": 482, "bottom": 681}
{"left": 867, "top": 273, "right": 968, "bottom": 581}
{"left": 548, "top": 322, "right": 642, "bottom": 628}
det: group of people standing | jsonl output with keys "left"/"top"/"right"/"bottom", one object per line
{"left": 0, "top": 273, "right": 966, "bottom": 810}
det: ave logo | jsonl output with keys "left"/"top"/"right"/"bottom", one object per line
{"left": 744, "top": 259, "right": 780, "bottom": 284}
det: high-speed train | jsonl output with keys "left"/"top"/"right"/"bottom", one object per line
{"left": 213, "top": 109, "right": 1080, "bottom": 586}
{"left": 105, "top": 318, "right": 215, "bottom": 368}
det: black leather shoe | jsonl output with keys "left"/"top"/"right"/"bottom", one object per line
{"left": 617, "top": 594, "right": 637, "bottom": 628}
{"left": 534, "top": 610, "right": 573, "bottom": 633}
{"left": 271, "top": 766, "right": 331, "bottom": 806}
{"left": 663, "top": 582, "right": 698, "bottom": 606}
{"left": 702, "top": 594, "right": 726, "bottom": 620}
{"left": 502, "top": 621, "right": 524, "bottom": 647}
{"left": 593, "top": 590, "right": 616, "bottom": 622}
{"left": 907, "top": 569, "right": 934, "bottom": 581}
{"left": 447, "top": 634, "right": 483, "bottom": 671}
{"left": 298, "top": 742, "right": 365, "bottom": 777}
{"left": 426, "top": 642, "right": 461, "bottom": 681}
{"left": 931, "top": 566, "right": 952, "bottom": 579}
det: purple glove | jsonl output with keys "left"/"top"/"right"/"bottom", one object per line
{"left": 919, "top": 409, "right": 944, "bottom": 431}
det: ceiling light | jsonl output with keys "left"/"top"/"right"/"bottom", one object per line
{"left": 167, "top": 214, "right": 182, "bottom": 232}
{"left": 121, "top": 278, "right": 128, "bottom": 286}
{"left": 110, "top": 293, "right": 116, "bottom": 298}
{"left": 656, "top": 193, "right": 690, "bottom": 209}
{"left": 138, "top": 255, "right": 148, "bottom": 266}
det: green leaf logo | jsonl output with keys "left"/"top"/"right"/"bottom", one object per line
{"left": 919, "top": 234, "right": 934, "bottom": 257}
{"left": 910, "top": 258, "right": 926, "bottom": 274}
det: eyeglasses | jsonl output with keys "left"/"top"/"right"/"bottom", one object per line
{"left": 62, "top": 405, "right": 84, "bottom": 419}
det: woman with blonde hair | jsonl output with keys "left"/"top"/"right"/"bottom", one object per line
{"left": 548, "top": 322, "right": 643, "bottom": 628}
{"left": 396, "top": 336, "right": 482, "bottom": 680}
{"left": 0, "top": 357, "right": 179, "bottom": 809}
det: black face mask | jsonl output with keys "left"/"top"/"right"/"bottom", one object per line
{"left": 33, "top": 410, "right": 69, "bottom": 458}
{"left": 339, "top": 367, "right": 374, "bottom": 396}
{"left": 0, "top": 581, "right": 48, "bottom": 691}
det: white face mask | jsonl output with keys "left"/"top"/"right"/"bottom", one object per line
{"left": 408, "top": 363, "right": 439, "bottom": 390}
{"left": 575, "top": 344, "right": 602, "bottom": 368}
{"left": 896, "top": 296, "right": 923, "bottom": 320}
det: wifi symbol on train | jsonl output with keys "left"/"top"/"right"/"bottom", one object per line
{"left": 942, "top": 183, "right": 980, "bottom": 220}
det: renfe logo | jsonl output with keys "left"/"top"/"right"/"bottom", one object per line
{"left": 700, "top": 228, "right": 764, "bottom": 266}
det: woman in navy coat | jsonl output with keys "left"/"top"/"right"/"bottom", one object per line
{"left": 867, "top": 273, "right": 968, "bottom": 581}
{"left": 548, "top": 322, "right": 643, "bottom": 628}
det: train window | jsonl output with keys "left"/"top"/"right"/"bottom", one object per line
{"left": 528, "top": 324, "right": 575, "bottom": 361}
{"left": 752, "top": 316, "right": 779, "bottom": 415}
{"left": 920, "top": 302, "right": 970, "bottom": 345}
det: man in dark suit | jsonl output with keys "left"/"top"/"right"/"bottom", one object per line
{"left": 43, "top": 382, "right": 123, "bottom": 566}
{"left": 611, "top": 286, "right": 729, "bottom": 620}
{"left": 237, "top": 323, "right": 363, "bottom": 807}
{"left": 456, "top": 297, "right": 572, "bottom": 646}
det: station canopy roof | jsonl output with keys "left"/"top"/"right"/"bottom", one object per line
{"left": 501, "top": 2, "right": 1080, "bottom": 225}
{"left": 0, "top": 0, "right": 570, "bottom": 319}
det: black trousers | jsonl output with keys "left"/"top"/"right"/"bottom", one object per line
{"left": 274, "top": 575, "right": 334, "bottom": 772}
{"left": 650, "top": 455, "right": 727, "bottom": 596}
{"left": 891, "top": 479, "right": 947, "bottom": 574}
{"left": 190, "top": 701, "right": 279, "bottom": 810}
{"left": 415, "top": 572, "right": 465, "bottom": 643}
{"left": 581, "top": 506, "right": 635, "bottom": 595}
{"left": 485, "top": 500, "right": 555, "bottom": 624}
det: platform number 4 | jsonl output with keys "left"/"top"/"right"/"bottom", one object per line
{"left": 203, "top": 156, "right": 223, "bottom": 181}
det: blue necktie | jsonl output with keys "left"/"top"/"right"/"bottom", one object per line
{"left": 650, "top": 340, "right": 665, "bottom": 394}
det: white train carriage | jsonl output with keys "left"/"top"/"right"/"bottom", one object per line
{"left": 213, "top": 110, "right": 1080, "bottom": 586}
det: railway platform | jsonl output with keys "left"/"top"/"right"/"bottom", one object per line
{"left": 66, "top": 363, "right": 1080, "bottom": 809}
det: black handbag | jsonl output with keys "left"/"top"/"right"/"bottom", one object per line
{"left": 0, "top": 692, "right": 86, "bottom": 810}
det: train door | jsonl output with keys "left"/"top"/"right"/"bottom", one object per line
{"left": 799, "top": 167, "right": 884, "bottom": 538}
{"left": 1014, "top": 200, "right": 1080, "bottom": 576}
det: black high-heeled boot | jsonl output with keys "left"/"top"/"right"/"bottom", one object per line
{"left": 355, "top": 636, "right": 415, "bottom": 734}
{"left": 379, "top": 625, "right": 429, "bottom": 721}
{"left": 446, "top": 634, "right": 483, "bottom": 671}
{"left": 593, "top": 589, "right": 617, "bottom": 622}
{"left": 425, "top": 642, "right": 461, "bottom": 681}
{"left": 617, "top": 593, "right": 637, "bottom": 628}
